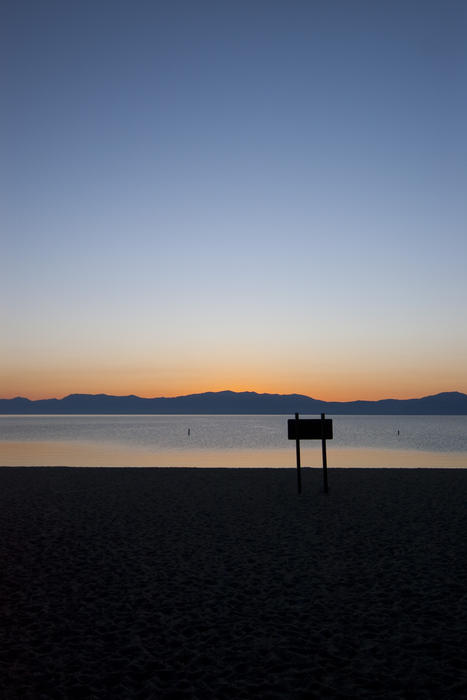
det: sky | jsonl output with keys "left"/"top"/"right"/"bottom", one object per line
{"left": 1, "top": 0, "right": 467, "bottom": 401}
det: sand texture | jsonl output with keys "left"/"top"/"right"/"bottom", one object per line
{"left": 1, "top": 467, "right": 467, "bottom": 699}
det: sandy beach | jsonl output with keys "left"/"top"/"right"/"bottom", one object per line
{"left": 1, "top": 467, "right": 466, "bottom": 699}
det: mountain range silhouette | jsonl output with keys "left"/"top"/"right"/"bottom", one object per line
{"left": 1, "top": 390, "right": 466, "bottom": 414}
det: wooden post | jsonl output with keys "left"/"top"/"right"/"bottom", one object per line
{"left": 321, "top": 412, "right": 329, "bottom": 493}
{"left": 295, "top": 412, "right": 302, "bottom": 495}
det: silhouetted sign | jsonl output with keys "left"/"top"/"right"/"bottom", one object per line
{"left": 288, "top": 418, "right": 333, "bottom": 441}
{"left": 288, "top": 413, "right": 333, "bottom": 495}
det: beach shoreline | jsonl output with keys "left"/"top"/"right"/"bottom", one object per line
{"left": 1, "top": 467, "right": 466, "bottom": 698}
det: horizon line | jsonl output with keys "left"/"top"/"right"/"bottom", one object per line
{"left": 2, "top": 389, "right": 466, "bottom": 404}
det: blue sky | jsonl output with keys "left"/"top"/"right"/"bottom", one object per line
{"left": 2, "top": 0, "right": 467, "bottom": 399}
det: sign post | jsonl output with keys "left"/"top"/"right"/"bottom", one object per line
{"left": 321, "top": 413, "right": 328, "bottom": 494}
{"left": 295, "top": 412, "right": 302, "bottom": 495}
{"left": 287, "top": 413, "right": 333, "bottom": 494}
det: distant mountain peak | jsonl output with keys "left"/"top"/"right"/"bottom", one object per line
{"left": 0, "top": 390, "right": 466, "bottom": 414}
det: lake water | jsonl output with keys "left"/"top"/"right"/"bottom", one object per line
{"left": 1, "top": 414, "right": 466, "bottom": 468}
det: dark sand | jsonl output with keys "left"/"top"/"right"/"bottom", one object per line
{"left": 1, "top": 467, "right": 466, "bottom": 699}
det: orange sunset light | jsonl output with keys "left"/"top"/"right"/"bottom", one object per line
{"left": 1, "top": 368, "right": 464, "bottom": 403}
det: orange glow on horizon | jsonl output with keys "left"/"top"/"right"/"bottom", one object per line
{"left": 1, "top": 377, "right": 465, "bottom": 403}
{"left": 2, "top": 346, "right": 466, "bottom": 403}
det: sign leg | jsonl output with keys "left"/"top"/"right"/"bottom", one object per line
{"left": 295, "top": 412, "right": 302, "bottom": 494}
{"left": 321, "top": 412, "right": 329, "bottom": 493}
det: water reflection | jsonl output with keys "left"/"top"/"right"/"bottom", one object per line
{"left": 1, "top": 441, "right": 466, "bottom": 468}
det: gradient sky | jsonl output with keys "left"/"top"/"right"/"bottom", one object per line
{"left": 2, "top": 0, "right": 467, "bottom": 401}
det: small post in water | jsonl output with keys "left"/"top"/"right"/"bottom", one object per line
{"left": 295, "top": 412, "right": 302, "bottom": 495}
{"left": 321, "top": 412, "right": 329, "bottom": 493}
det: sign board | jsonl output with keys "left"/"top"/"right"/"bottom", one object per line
{"left": 288, "top": 418, "right": 333, "bottom": 441}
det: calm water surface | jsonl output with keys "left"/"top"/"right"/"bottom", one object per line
{"left": 1, "top": 415, "right": 466, "bottom": 467}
